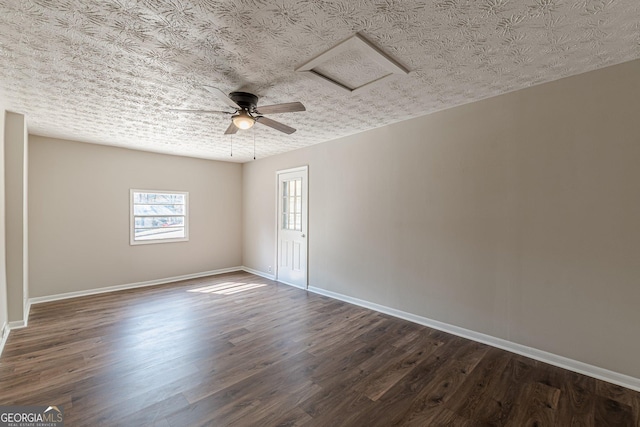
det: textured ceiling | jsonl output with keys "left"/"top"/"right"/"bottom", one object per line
{"left": 0, "top": 0, "right": 638, "bottom": 163}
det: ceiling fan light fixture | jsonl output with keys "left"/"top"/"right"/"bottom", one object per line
{"left": 232, "top": 110, "right": 255, "bottom": 130}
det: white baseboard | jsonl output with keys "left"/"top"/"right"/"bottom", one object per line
{"left": 23, "top": 300, "right": 30, "bottom": 327}
{"left": 29, "top": 266, "right": 244, "bottom": 305}
{"left": 307, "top": 285, "right": 640, "bottom": 393}
{"left": 274, "top": 278, "right": 306, "bottom": 289}
{"left": 14, "top": 266, "right": 640, "bottom": 392}
{"left": 5, "top": 300, "right": 31, "bottom": 332}
{"left": 0, "top": 322, "right": 9, "bottom": 357}
{"left": 1, "top": 267, "right": 243, "bottom": 358}
{"left": 240, "top": 267, "right": 308, "bottom": 290}
{"left": 7, "top": 320, "right": 25, "bottom": 329}
{"left": 242, "top": 267, "right": 307, "bottom": 291}
{"left": 241, "top": 266, "right": 276, "bottom": 281}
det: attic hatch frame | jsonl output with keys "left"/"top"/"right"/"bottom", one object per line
{"left": 295, "top": 33, "right": 409, "bottom": 94}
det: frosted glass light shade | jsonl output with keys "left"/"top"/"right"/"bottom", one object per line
{"left": 232, "top": 111, "right": 255, "bottom": 130}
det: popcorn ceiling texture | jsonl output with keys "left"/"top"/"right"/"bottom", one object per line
{"left": 0, "top": 0, "right": 638, "bottom": 162}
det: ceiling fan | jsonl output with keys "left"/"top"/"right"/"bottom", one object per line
{"left": 173, "top": 86, "right": 306, "bottom": 135}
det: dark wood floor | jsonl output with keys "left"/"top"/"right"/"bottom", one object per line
{"left": 1, "top": 272, "right": 638, "bottom": 426}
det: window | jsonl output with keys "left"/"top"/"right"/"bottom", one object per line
{"left": 130, "top": 190, "right": 188, "bottom": 245}
{"left": 281, "top": 178, "right": 302, "bottom": 231}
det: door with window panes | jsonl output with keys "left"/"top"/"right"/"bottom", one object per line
{"left": 277, "top": 166, "right": 308, "bottom": 288}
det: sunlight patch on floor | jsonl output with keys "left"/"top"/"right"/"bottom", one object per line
{"left": 188, "top": 281, "right": 268, "bottom": 295}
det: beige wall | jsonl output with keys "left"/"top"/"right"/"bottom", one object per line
{"left": 0, "top": 109, "right": 7, "bottom": 331}
{"left": 5, "top": 112, "right": 28, "bottom": 323}
{"left": 243, "top": 59, "right": 640, "bottom": 379}
{"left": 29, "top": 136, "right": 242, "bottom": 297}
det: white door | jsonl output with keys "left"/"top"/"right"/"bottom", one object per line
{"left": 277, "top": 166, "right": 308, "bottom": 288}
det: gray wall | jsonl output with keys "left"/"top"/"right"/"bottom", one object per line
{"left": 5, "top": 112, "right": 28, "bottom": 323}
{"left": 243, "top": 59, "right": 640, "bottom": 379}
{"left": 29, "top": 136, "right": 243, "bottom": 297}
{"left": 0, "top": 109, "right": 7, "bottom": 331}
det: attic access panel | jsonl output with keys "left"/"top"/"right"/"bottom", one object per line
{"left": 295, "top": 33, "right": 409, "bottom": 94}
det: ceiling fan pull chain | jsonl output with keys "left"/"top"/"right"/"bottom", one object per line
{"left": 230, "top": 134, "right": 233, "bottom": 157}
{"left": 253, "top": 127, "right": 256, "bottom": 160}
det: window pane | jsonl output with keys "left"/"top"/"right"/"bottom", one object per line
{"left": 289, "top": 198, "right": 295, "bottom": 217}
{"left": 133, "top": 204, "right": 185, "bottom": 216}
{"left": 135, "top": 216, "right": 185, "bottom": 228}
{"left": 131, "top": 190, "right": 188, "bottom": 244}
{"left": 295, "top": 213, "right": 301, "bottom": 231}
{"left": 280, "top": 178, "right": 304, "bottom": 231}
{"left": 135, "top": 227, "right": 185, "bottom": 240}
{"left": 134, "top": 193, "right": 185, "bottom": 204}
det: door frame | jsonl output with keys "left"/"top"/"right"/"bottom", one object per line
{"left": 275, "top": 165, "right": 309, "bottom": 289}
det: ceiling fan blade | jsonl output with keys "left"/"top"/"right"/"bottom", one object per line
{"left": 203, "top": 86, "right": 241, "bottom": 110}
{"left": 256, "top": 116, "right": 296, "bottom": 134}
{"left": 255, "top": 102, "right": 306, "bottom": 115}
{"left": 224, "top": 121, "right": 239, "bottom": 135}
{"left": 169, "top": 109, "right": 232, "bottom": 114}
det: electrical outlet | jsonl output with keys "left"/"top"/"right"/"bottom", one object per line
{"left": 268, "top": 266, "right": 272, "bottom": 273}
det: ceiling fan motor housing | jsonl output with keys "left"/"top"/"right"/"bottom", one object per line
{"left": 229, "top": 92, "right": 258, "bottom": 111}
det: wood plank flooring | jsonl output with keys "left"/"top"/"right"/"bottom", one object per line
{"left": 1, "top": 271, "right": 639, "bottom": 426}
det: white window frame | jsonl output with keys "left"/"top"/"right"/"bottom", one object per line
{"left": 130, "top": 189, "right": 189, "bottom": 245}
